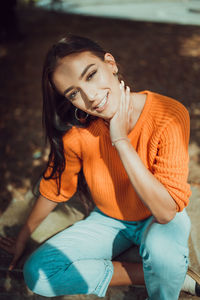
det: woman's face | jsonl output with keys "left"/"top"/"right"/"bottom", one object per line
{"left": 52, "top": 51, "right": 121, "bottom": 120}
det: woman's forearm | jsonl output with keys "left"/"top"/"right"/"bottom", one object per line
{"left": 17, "top": 195, "right": 58, "bottom": 242}
{"left": 114, "top": 140, "right": 177, "bottom": 224}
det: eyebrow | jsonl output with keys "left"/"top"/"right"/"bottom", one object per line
{"left": 63, "top": 63, "right": 95, "bottom": 96}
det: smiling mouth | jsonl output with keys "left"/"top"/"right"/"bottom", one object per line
{"left": 95, "top": 93, "right": 109, "bottom": 112}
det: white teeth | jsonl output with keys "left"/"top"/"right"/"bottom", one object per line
{"left": 97, "top": 94, "right": 107, "bottom": 108}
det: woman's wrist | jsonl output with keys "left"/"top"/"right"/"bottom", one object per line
{"left": 17, "top": 223, "right": 32, "bottom": 242}
{"left": 112, "top": 137, "right": 130, "bottom": 146}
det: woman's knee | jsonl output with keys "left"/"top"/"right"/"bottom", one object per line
{"left": 140, "top": 235, "right": 189, "bottom": 279}
{"left": 23, "top": 244, "right": 71, "bottom": 296}
{"left": 23, "top": 252, "right": 42, "bottom": 294}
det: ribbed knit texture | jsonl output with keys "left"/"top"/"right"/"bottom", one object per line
{"left": 40, "top": 91, "right": 191, "bottom": 221}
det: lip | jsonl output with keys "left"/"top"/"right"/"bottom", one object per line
{"left": 94, "top": 92, "right": 109, "bottom": 112}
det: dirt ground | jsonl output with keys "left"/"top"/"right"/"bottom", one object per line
{"left": 0, "top": 3, "right": 200, "bottom": 215}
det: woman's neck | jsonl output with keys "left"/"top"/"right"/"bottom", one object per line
{"left": 101, "top": 92, "right": 146, "bottom": 132}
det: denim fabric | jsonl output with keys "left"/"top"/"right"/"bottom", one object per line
{"left": 23, "top": 207, "right": 190, "bottom": 299}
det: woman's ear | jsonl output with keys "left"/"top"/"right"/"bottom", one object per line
{"left": 104, "top": 52, "right": 118, "bottom": 75}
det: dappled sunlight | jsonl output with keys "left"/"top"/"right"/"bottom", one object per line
{"left": 190, "top": 110, "right": 200, "bottom": 133}
{"left": 32, "top": 147, "right": 49, "bottom": 167}
{"left": 180, "top": 34, "right": 200, "bottom": 57}
{"left": 7, "top": 181, "right": 32, "bottom": 202}
{"left": 188, "top": 102, "right": 200, "bottom": 185}
{"left": 188, "top": 102, "right": 200, "bottom": 151}
{"left": 188, "top": 142, "right": 200, "bottom": 185}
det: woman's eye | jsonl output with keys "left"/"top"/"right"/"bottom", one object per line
{"left": 87, "top": 70, "right": 97, "bottom": 81}
{"left": 69, "top": 90, "right": 78, "bottom": 100}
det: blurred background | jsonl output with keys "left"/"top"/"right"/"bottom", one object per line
{"left": 0, "top": 1, "right": 200, "bottom": 298}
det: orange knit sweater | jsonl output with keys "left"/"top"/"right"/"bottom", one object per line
{"left": 40, "top": 91, "right": 191, "bottom": 221}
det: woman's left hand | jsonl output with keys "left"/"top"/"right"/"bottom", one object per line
{"left": 109, "top": 80, "right": 134, "bottom": 143}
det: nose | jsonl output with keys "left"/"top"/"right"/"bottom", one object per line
{"left": 83, "top": 87, "right": 97, "bottom": 102}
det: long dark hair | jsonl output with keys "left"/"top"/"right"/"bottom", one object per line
{"left": 42, "top": 34, "right": 108, "bottom": 211}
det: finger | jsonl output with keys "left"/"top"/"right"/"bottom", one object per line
{"left": 0, "top": 236, "right": 15, "bottom": 243}
{"left": 0, "top": 237, "right": 15, "bottom": 247}
{"left": 126, "top": 86, "right": 134, "bottom": 126}
{"left": 120, "top": 80, "right": 126, "bottom": 112}
{"left": 5, "top": 237, "right": 16, "bottom": 242}
{"left": 125, "top": 85, "right": 130, "bottom": 112}
{"left": 124, "top": 85, "right": 130, "bottom": 121}
{"left": 0, "top": 244, "right": 15, "bottom": 254}
{"left": 129, "top": 103, "right": 134, "bottom": 122}
{"left": 126, "top": 86, "right": 133, "bottom": 130}
{"left": 8, "top": 262, "right": 15, "bottom": 271}
{"left": 121, "top": 80, "right": 125, "bottom": 89}
{"left": 9, "top": 256, "right": 18, "bottom": 271}
{"left": 120, "top": 81, "right": 125, "bottom": 97}
{"left": 0, "top": 243, "right": 10, "bottom": 252}
{"left": 0, "top": 238, "right": 16, "bottom": 254}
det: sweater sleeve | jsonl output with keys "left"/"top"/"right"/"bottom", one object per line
{"left": 152, "top": 108, "right": 191, "bottom": 211}
{"left": 39, "top": 129, "right": 82, "bottom": 202}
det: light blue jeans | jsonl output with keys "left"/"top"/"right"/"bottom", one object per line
{"left": 23, "top": 207, "right": 191, "bottom": 300}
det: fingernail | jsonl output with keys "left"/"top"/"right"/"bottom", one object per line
{"left": 126, "top": 86, "right": 130, "bottom": 92}
{"left": 121, "top": 80, "right": 124, "bottom": 86}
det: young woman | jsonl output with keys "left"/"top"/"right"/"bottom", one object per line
{"left": 0, "top": 34, "right": 199, "bottom": 299}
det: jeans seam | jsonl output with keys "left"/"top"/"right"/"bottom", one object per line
{"left": 93, "top": 260, "right": 113, "bottom": 297}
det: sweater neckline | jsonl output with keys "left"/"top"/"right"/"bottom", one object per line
{"left": 98, "top": 90, "right": 152, "bottom": 138}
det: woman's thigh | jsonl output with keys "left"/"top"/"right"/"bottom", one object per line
{"left": 23, "top": 207, "right": 134, "bottom": 296}
{"left": 140, "top": 209, "right": 191, "bottom": 253}
{"left": 44, "top": 207, "right": 133, "bottom": 260}
{"left": 24, "top": 207, "right": 134, "bottom": 272}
